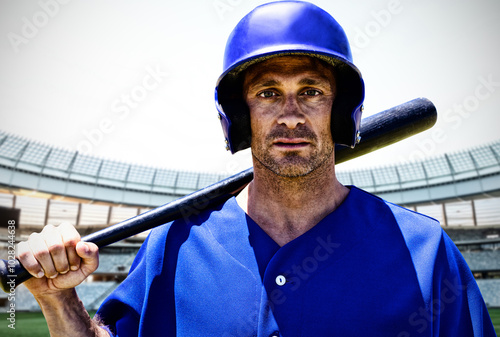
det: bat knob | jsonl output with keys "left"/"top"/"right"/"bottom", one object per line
{"left": 0, "top": 259, "right": 31, "bottom": 293}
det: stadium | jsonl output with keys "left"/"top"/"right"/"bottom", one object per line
{"left": 1, "top": 0, "right": 499, "bottom": 333}
{"left": 0, "top": 130, "right": 499, "bottom": 315}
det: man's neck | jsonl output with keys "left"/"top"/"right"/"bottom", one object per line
{"left": 236, "top": 156, "right": 349, "bottom": 247}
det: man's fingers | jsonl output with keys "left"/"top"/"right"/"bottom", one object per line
{"left": 17, "top": 240, "right": 45, "bottom": 279}
{"left": 41, "top": 224, "right": 70, "bottom": 275}
{"left": 27, "top": 231, "right": 58, "bottom": 279}
{"left": 17, "top": 223, "right": 84, "bottom": 280}
{"left": 59, "top": 222, "right": 82, "bottom": 271}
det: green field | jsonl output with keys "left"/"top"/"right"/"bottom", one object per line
{"left": 491, "top": 308, "right": 500, "bottom": 336}
{"left": 0, "top": 311, "right": 97, "bottom": 336}
{"left": 0, "top": 309, "right": 499, "bottom": 335}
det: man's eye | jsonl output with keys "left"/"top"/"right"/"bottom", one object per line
{"left": 258, "top": 91, "right": 277, "bottom": 98}
{"left": 303, "top": 89, "right": 321, "bottom": 96}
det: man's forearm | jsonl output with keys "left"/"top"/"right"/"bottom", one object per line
{"left": 35, "top": 288, "right": 109, "bottom": 337}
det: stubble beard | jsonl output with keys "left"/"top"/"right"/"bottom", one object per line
{"left": 251, "top": 129, "right": 335, "bottom": 178}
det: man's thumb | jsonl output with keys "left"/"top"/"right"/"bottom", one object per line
{"left": 75, "top": 242, "right": 99, "bottom": 273}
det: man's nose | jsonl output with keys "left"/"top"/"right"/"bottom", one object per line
{"left": 277, "top": 95, "right": 306, "bottom": 129}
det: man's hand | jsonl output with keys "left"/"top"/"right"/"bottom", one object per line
{"left": 16, "top": 223, "right": 99, "bottom": 298}
{"left": 16, "top": 224, "right": 107, "bottom": 336}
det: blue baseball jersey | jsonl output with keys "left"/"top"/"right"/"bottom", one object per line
{"left": 97, "top": 186, "right": 496, "bottom": 336}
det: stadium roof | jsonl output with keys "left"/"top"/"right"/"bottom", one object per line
{"left": 0, "top": 130, "right": 499, "bottom": 206}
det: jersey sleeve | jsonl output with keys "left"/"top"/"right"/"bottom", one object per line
{"left": 430, "top": 231, "right": 496, "bottom": 336}
{"left": 387, "top": 201, "right": 496, "bottom": 336}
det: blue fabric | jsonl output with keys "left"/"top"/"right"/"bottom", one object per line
{"left": 97, "top": 186, "right": 496, "bottom": 336}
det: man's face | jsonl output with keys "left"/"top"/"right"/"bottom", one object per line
{"left": 243, "top": 56, "right": 336, "bottom": 177}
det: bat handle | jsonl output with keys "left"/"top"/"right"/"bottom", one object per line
{"left": 0, "top": 258, "right": 31, "bottom": 293}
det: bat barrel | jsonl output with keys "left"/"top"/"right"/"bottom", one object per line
{"left": 335, "top": 97, "right": 437, "bottom": 163}
{"left": 0, "top": 98, "right": 437, "bottom": 292}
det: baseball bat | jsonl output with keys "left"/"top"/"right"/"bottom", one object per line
{"left": 0, "top": 97, "right": 437, "bottom": 292}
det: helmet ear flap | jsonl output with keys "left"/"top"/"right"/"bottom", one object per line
{"left": 226, "top": 102, "right": 252, "bottom": 152}
{"left": 217, "top": 77, "right": 252, "bottom": 152}
{"left": 331, "top": 98, "right": 352, "bottom": 146}
{"left": 330, "top": 64, "right": 364, "bottom": 146}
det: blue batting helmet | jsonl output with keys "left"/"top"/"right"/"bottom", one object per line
{"left": 215, "top": 0, "right": 365, "bottom": 153}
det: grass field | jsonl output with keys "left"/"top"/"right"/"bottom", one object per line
{"left": 0, "top": 309, "right": 499, "bottom": 335}
{"left": 491, "top": 308, "right": 500, "bottom": 336}
{"left": 0, "top": 311, "right": 97, "bottom": 336}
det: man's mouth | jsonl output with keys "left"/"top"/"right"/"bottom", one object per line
{"left": 272, "top": 138, "right": 310, "bottom": 149}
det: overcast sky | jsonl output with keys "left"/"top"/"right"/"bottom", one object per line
{"left": 1, "top": 0, "right": 499, "bottom": 176}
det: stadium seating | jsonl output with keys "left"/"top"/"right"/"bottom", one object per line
{"left": 461, "top": 251, "right": 500, "bottom": 272}
{"left": 477, "top": 279, "right": 500, "bottom": 307}
{"left": 95, "top": 252, "right": 138, "bottom": 275}
{"left": 75, "top": 281, "right": 120, "bottom": 310}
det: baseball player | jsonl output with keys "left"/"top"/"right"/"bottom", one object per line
{"left": 16, "top": 1, "right": 496, "bottom": 336}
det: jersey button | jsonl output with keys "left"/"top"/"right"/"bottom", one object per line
{"left": 275, "top": 275, "right": 286, "bottom": 286}
{"left": 269, "top": 331, "right": 280, "bottom": 337}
